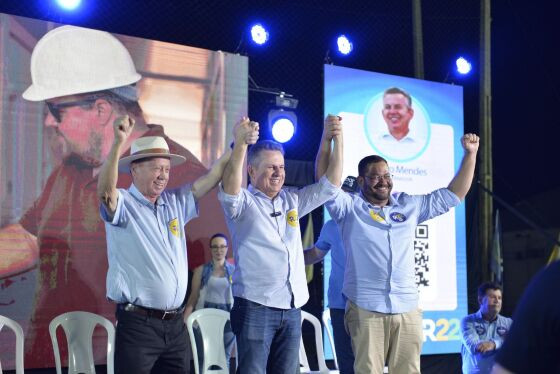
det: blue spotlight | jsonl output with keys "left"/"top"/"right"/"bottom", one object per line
{"left": 456, "top": 57, "right": 472, "bottom": 75}
{"left": 56, "top": 0, "right": 81, "bottom": 10}
{"left": 251, "top": 24, "right": 269, "bottom": 45}
{"left": 269, "top": 109, "right": 297, "bottom": 143}
{"left": 337, "top": 35, "right": 353, "bottom": 55}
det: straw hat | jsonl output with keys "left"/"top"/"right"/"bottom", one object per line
{"left": 118, "top": 136, "right": 186, "bottom": 173}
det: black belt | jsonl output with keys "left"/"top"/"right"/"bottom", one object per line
{"left": 118, "top": 303, "right": 184, "bottom": 321}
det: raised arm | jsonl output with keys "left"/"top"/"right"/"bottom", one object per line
{"left": 314, "top": 116, "right": 333, "bottom": 181}
{"left": 193, "top": 118, "right": 259, "bottom": 200}
{"left": 448, "top": 133, "right": 479, "bottom": 200}
{"left": 97, "top": 115, "right": 134, "bottom": 217}
{"left": 183, "top": 265, "right": 203, "bottom": 321}
{"left": 191, "top": 149, "right": 232, "bottom": 201}
{"left": 222, "top": 118, "right": 259, "bottom": 195}
{"left": 315, "top": 114, "right": 343, "bottom": 186}
{"left": 325, "top": 117, "right": 343, "bottom": 187}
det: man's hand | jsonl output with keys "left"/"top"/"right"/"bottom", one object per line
{"left": 323, "top": 114, "right": 342, "bottom": 141}
{"left": 246, "top": 121, "right": 259, "bottom": 144}
{"left": 461, "top": 133, "right": 479, "bottom": 154}
{"left": 233, "top": 117, "right": 259, "bottom": 145}
{"left": 476, "top": 341, "right": 496, "bottom": 353}
{"left": 113, "top": 115, "right": 135, "bottom": 144}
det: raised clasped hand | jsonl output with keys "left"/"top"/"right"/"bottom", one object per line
{"left": 461, "top": 133, "right": 479, "bottom": 154}
{"left": 324, "top": 114, "right": 342, "bottom": 141}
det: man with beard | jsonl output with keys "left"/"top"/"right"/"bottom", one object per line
{"left": 316, "top": 133, "right": 479, "bottom": 374}
{"left": 461, "top": 282, "right": 512, "bottom": 374}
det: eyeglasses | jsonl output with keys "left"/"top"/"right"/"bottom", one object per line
{"left": 210, "top": 245, "right": 228, "bottom": 249}
{"left": 363, "top": 174, "right": 393, "bottom": 183}
{"left": 46, "top": 95, "right": 107, "bottom": 122}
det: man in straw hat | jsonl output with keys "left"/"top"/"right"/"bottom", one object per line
{"left": 98, "top": 115, "right": 258, "bottom": 373}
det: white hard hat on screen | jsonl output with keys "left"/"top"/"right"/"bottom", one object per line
{"left": 22, "top": 25, "right": 141, "bottom": 101}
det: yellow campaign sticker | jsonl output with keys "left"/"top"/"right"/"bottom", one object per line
{"left": 168, "top": 218, "right": 180, "bottom": 237}
{"left": 369, "top": 209, "right": 386, "bottom": 223}
{"left": 286, "top": 209, "right": 299, "bottom": 228}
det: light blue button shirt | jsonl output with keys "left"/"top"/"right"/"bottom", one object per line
{"left": 326, "top": 188, "right": 460, "bottom": 314}
{"left": 100, "top": 183, "right": 198, "bottom": 310}
{"left": 218, "top": 175, "right": 339, "bottom": 309}
{"left": 461, "top": 311, "right": 513, "bottom": 374}
{"left": 315, "top": 219, "right": 346, "bottom": 309}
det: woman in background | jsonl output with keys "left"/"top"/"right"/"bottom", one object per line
{"left": 185, "top": 233, "right": 235, "bottom": 368}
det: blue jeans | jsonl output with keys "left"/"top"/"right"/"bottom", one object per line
{"left": 230, "top": 297, "right": 301, "bottom": 374}
{"left": 331, "top": 308, "right": 355, "bottom": 374}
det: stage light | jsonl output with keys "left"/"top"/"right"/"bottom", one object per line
{"left": 268, "top": 109, "right": 297, "bottom": 143}
{"left": 337, "top": 35, "right": 353, "bottom": 55}
{"left": 56, "top": 0, "right": 81, "bottom": 10}
{"left": 456, "top": 57, "right": 472, "bottom": 75}
{"left": 251, "top": 24, "right": 269, "bottom": 45}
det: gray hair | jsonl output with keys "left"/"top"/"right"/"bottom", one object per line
{"left": 383, "top": 87, "right": 412, "bottom": 107}
{"left": 247, "top": 140, "right": 285, "bottom": 166}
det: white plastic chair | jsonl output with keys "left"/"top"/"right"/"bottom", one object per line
{"left": 321, "top": 309, "right": 339, "bottom": 370}
{"left": 0, "top": 315, "right": 24, "bottom": 374}
{"left": 300, "top": 310, "right": 339, "bottom": 374}
{"left": 186, "top": 308, "right": 230, "bottom": 374}
{"left": 49, "top": 311, "right": 115, "bottom": 374}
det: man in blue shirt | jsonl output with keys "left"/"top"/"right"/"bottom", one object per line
{"left": 461, "top": 282, "right": 512, "bottom": 374}
{"left": 316, "top": 133, "right": 479, "bottom": 374}
{"left": 304, "top": 176, "right": 358, "bottom": 374}
{"left": 98, "top": 115, "right": 258, "bottom": 373}
{"left": 218, "top": 115, "right": 343, "bottom": 374}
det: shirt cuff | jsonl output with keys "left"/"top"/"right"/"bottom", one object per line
{"left": 319, "top": 174, "right": 341, "bottom": 195}
{"left": 443, "top": 187, "right": 462, "bottom": 206}
{"left": 217, "top": 182, "right": 241, "bottom": 200}
{"left": 99, "top": 189, "right": 123, "bottom": 225}
{"left": 315, "top": 241, "right": 331, "bottom": 252}
{"left": 492, "top": 338, "right": 502, "bottom": 350}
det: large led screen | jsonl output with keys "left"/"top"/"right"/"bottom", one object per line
{"left": 0, "top": 13, "right": 248, "bottom": 369}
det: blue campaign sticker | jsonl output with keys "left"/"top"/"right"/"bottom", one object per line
{"left": 475, "top": 325, "right": 486, "bottom": 335}
{"left": 497, "top": 326, "right": 508, "bottom": 336}
{"left": 390, "top": 212, "right": 407, "bottom": 222}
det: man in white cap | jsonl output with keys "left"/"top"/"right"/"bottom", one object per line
{"left": 98, "top": 115, "right": 258, "bottom": 372}
{"left": 0, "top": 24, "right": 232, "bottom": 367}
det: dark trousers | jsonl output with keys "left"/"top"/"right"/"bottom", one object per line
{"left": 331, "top": 307, "right": 355, "bottom": 374}
{"left": 115, "top": 308, "right": 189, "bottom": 374}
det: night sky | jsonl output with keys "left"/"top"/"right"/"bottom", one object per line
{"left": 1, "top": 0, "right": 559, "bottom": 210}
